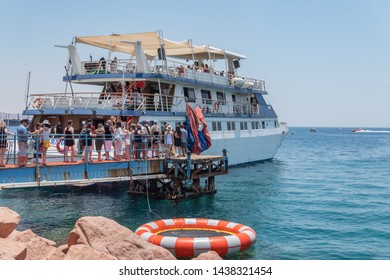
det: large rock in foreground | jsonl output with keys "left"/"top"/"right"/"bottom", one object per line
{"left": 7, "top": 229, "right": 65, "bottom": 260}
{"left": 64, "top": 244, "right": 117, "bottom": 260}
{"left": 0, "top": 238, "right": 27, "bottom": 260}
{"left": 192, "top": 251, "right": 223, "bottom": 260}
{"left": 68, "top": 216, "right": 176, "bottom": 260}
{"left": 0, "top": 207, "right": 20, "bottom": 238}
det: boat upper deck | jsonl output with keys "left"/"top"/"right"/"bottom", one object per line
{"left": 68, "top": 57, "right": 266, "bottom": 92}
{"left": 24, "top": 90, "right": 277, "bottom": 119}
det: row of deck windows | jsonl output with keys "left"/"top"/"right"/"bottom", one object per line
{"left": 210, "top": 121, "right": 279, "bottom": 132}
{"left": 184, "top": 87, "right": 226, "bottom": 104}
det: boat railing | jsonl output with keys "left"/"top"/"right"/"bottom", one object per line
{"left": 0, "top": 133, "right": 178, "bottom": 168}
{"left": 27, "top": 92, "right": 112, "bottom": 111}
{"left": 76, "top": 58, "right": 265, "bottom": 91}
{"left": 27, "top": 92, "right": 261, "bottom": 115}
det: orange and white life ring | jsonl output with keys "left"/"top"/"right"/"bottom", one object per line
{"left": 56, "top": 139, "right": 64, "bottom": 154}
{"left": 135, "top": 218, "right": 256, "bottom": 257}
{"left": 33, "top": 98, "right": 43, "bottom": 108}
{"left": 214, "top": 101, "right": 220, "bottom": 112}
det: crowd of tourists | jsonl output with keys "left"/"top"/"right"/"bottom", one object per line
{"left": 0, "top": 118, "right": 189, "bottom": 168}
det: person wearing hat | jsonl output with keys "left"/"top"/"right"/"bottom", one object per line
{"left": 17, "top": 119, "right": 30, "bottom": 167}
{"left": 39, "top": 120, "right": 51, "bottom": 165}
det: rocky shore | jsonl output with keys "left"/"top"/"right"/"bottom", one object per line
{"left": 0, "top": 207, "right": 222, "bottom": 260}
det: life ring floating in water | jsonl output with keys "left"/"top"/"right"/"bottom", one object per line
{"left": 214, "top": 101, "right": 220, "bottom": 112}
{"left": 56, "top": 139, "right": 64, "bottom": 154}
{"left": 135, "top": 218, "right": 256, "bottom": 257}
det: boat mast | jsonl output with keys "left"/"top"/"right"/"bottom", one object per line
{"left": 157, "top": 30, "right": 167, "bottom": 73}
{"left": 24, "top": 71, "right": 31, "bottom": 110}
{"left": 157, "top": 29, "right": 166, "bottom": 110}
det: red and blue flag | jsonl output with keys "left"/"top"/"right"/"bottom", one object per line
{"left": 186, "top": 104, "right": 212, "bottom": 154}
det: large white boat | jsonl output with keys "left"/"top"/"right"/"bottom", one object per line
{"left": 23, "top": 31, "right": 288, "bottom": 166}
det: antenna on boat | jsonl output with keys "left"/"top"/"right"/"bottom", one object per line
{"left": 25, "top": 71, "right": 31, "bottom": 109}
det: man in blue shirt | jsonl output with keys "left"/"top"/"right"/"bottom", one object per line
{"left": 17, "top": 119, "right": 29, "bottom": 167}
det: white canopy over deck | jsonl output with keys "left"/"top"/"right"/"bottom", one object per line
{"left": 74, "top": 31, "right": 246, "bottom": 61}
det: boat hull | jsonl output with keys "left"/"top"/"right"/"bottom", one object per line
{"left": 208, "top": 129, "right": 285, "bottom": 165}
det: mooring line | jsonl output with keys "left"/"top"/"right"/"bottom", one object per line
{"left": 145, "top": 158, "right": 163, "bottom": 220}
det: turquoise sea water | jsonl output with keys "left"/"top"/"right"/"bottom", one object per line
{"left": 1, "top": 127, "right": 390, "bottom": 260}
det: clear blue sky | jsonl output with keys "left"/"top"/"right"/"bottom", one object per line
{"left": 1, "top": 0, "right": 389, "bottom": 127}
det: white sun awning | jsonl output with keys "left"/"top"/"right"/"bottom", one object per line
{"left": 74, "top": 31, "right": 246, "bottom": 61}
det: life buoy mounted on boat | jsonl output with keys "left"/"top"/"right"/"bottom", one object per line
{"left": 33, "top": 98, "right": 43, "bottom": 108}
{"left": 56, "top": 139, "right": 64, "bottom": 154}
{"left": 214, "top": 101, "right": 220, "bottom": 112}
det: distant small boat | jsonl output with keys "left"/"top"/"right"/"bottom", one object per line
{"left": 352, "top": 128, "right": 364, "bottom": 132}
{"left": 309, "top": 128, "right": 316, "bottom": 133}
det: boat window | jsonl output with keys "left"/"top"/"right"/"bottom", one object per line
{"left": 201, "top": 90, "right": 212, "bottom": 104}
{"left": 227, "top": 121, "right": 236, "bottom": 131}
{"left": 232, "top": 94, "right": 236, "bottom": 102}
{"left": 240, "top": 122, "right": 248, "bottom": 130}
{"left": 183, "top": 87, "right": 196, "bottom": 103}
{"left": 262, "top": 121, "right": 266, "bottom": 129}
{"left": 216, "top": 91, "right": 226, "bottom": 105}
{"left": 212, "top": 121, "right": 222, "bottom": 131}
{"left": 251, "top": 121, "right": 260, "bottom": 130}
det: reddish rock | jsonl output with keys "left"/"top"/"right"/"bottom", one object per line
{"left": 192, "top": 251, "right": 223, "bottom": 260}
{"left": 7, "top": 229, "right": 65, "bottom": 260}
{"left": 0, "top": 238, "right": 27, "bottom": 260}
{"left": 68, "top": 216, "right": 176, "bottom": 260}
{"left": 0, "top": 207, "right": 21, "bottom": 238}
{"left": 64, "top": 244, "right": 117, "bottom": 260}
{"left": 57, "top": 244, "right": 69, "bottom": 255}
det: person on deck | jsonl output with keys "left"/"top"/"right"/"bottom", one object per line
{"left": 39, "top": 120, "right": 52, "bottom": 165}
{"left": 62, "top": 120, "right": 75, "bottom": 162}
{"left": 134, "top": 123, "right": 144, "bottom": 159}
{"left": 113, "top": 122, "right": 123, "bottom": 161}
{"left": 17, "top": 119, "right": 29, "bottom": 167}
{"left": 173, "top": 125, "right": 182, "bottom": 157}
{"left": 122, "top": 123, "right": 131, "bottom": 160}
{"left": 180, "top": 124, "right": 188, "bottom": 156}
{"left": 82, "top": 123, "right": 95, "bottom": 162}
{"left": 53, "top": 121, "right": 63, "bottom": 136}
{"left": 143, "top": 120, "right": 151, "bottom": 159}
{"left": 104, "top": 120, "right": 114, "bottom": 160}
{"left": 94, "top": 123, "right": 105, "bottom": 162}
{"left": 164, "top": 125, "right": 174, "bottom": 158}
{"left": 0, "top": 119, "right": 15, "bottom": 167}
{"left": 30, "top": 123, "right": 42, "bottom": 163}
{"left": 150, "top": 122, "right": 161, "bottom": 158}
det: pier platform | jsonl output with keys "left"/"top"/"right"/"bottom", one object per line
{"left": 0, "top": 152, "right": 228, "bottom": 201}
